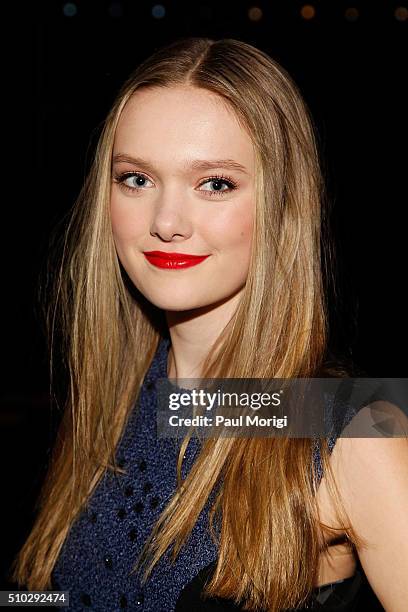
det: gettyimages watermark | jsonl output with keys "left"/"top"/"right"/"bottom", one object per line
{"left": 155, "top": 378, "right": 408, "bottom": 439}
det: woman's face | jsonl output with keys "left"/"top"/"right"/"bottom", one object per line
{"left": 110, "top": 85, "right": 255, "bottom": 312}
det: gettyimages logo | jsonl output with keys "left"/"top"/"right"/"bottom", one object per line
{"left": 155, "top": 377, "right": 408, "bottom": 439}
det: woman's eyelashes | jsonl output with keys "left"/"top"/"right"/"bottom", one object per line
{"left": 112, "top": 171, "right": 238, "bottom": 197}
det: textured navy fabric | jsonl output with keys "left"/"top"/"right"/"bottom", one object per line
{"left": 51, "top": 337, "right": 342, "bottom": 611}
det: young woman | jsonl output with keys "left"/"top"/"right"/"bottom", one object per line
{"left": 11, "top": 37, "right": 408, "bottom": 611}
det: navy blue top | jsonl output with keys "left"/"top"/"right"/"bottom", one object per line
{"left": 51, "top": 337, "right": 378, "bottom": 611}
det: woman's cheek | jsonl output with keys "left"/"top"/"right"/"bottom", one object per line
{"left": 110, "top": 196, "right": 146, "bottom": 243}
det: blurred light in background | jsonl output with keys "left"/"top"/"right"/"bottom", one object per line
{"left": 248, "top": 6, "right": 263, "bottom": 22}
{"left": 394, "top": 6, "right": 408, "bottom": 21}
{"left": 57, "top": 2, "right": 408, "bottom": 24}
{"left": 300, "top": 5, "right": 316, "bottom": 20}
{"left": 152, "top": 4, "right": 166, "bottom": 19}
{"left": 345, "top": 7, "right": 359, "bottom": 22}
{"left": 63, "top": 2, "right": 77, "bottom": 17}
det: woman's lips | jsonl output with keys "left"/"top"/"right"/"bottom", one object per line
{"left": 143, "top": 251, "right": 210, "bottom": 269}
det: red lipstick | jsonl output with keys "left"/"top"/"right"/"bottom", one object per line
{"left": 143, "top": 250, "right": 210, "bottom": 269}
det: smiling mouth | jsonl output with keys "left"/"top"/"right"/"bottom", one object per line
{"left": 143, "top": 251, "right": 210, "bottom": 269}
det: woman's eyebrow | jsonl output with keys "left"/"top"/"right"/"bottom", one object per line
{"left": 112, "top": 153, "right": 250, "bottom": 176}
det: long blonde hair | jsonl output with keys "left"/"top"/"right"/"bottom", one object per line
{"left": 11, "top": 37, "right": 365, "bottom": 610}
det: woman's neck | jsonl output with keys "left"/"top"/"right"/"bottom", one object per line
{"left": 165, "top": 287, "right": 244, "bottom": 381}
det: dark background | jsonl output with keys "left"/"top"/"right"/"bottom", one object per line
{"left": 1, "top": 0, "right": 406, "bottom": 596}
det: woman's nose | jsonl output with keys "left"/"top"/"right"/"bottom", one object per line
{"left": 149, "top": 188, "right": 193, "bottom": 241}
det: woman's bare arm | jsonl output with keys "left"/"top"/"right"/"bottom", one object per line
{"left": 330, "top": 403, "right": 408, "bottom": 611}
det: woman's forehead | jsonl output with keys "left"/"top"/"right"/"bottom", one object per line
{"left": 114, "top": 86, "right": 255, "bottom": 173}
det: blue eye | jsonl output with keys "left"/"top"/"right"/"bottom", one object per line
{"left": 113, "top": 172, "right": 237, "bottom": 197}
{"left": 198, "top": 176, "right": 237, "bottom": 196}
{"left": 116, "top": 173, "right": 154, "bottom": 190}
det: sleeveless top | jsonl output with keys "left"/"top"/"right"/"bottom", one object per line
{"left": 51, "top": 336, "right": 384, "bottom": 610}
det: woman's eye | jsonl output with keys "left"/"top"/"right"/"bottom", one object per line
{"left": 117, "top": 173, "right": 153, "bottom": 191}
{"left": 198, "top": 177, "right": 237, "bottom": 196}
{"left": 113, "top": 172, "right": 237, "bottom": 197}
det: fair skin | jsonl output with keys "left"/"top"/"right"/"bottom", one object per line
{"left": 317, "top": 405, "right": 408, "bottom": 610}
{"left": 110, "top": 84, "right": 408, "bottom": 608}
{"left": 110, "top": 84, "right": 255, "bottom": 381}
